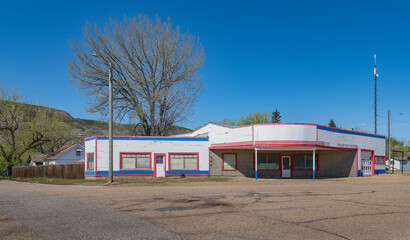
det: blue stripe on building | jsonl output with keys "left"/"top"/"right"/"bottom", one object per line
{"left": 86, "top": 170, "right": 154, "bottom": 175}
{"left": 86, "top": 170, "right": 209, "bottom": 175}
{"left": 317, "top": 126, "right": 385, "bottom": 139}
{"left": 85, "top": 137, "right": 208, "bottom": 142}
{"left": 166, "top": 170, "right": 209, "bottom": 175}
{"left": 374, "top": 169, "right": 386, "bottom": 174}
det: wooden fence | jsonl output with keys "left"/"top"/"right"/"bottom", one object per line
{"left": 12, "top": 163, "right": 85, "bottom": 179}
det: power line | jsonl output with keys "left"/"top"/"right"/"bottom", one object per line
{"left": 391, "top": 119, "right": 410, "bottom": 125}
{"left": 379, "top": 115, "right": 410, "bottom": 125}
{"left": 339, "top": 116, "right": 373, "bottom": 127}
{"left": 27, "top": 82, "right": 70, "bottom": 96}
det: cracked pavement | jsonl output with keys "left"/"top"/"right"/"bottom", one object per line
{"left": 1, "top": 174, "right": 409, "bottom": 239}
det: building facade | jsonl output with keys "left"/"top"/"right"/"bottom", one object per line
{"left": 84, "top": 123, "right": 386, "bottom": 179}
{"left": 84, "top": 136, "right": 209, "bottom": 178}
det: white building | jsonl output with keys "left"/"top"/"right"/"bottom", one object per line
{"left": 84, "top": 123, "right": 386, "bottom": 179}
{"left": 28, "top": 154, "right": 47, "bottom": 166}
{"left": 84, "top": 136, "right": 209, "bottom": 178}
{"left": 386, "top": 157, "right": 410, "bottom": 171}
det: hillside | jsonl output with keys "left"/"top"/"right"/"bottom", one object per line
{"left": 38, "top": 106, "right": 192, "bottom": 140}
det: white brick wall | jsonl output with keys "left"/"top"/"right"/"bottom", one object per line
{"left": 85, "top": 137, "right": 209, "bottom": 172}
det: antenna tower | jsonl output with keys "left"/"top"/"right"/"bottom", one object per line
{"left": 374, "top": 54, "right": 378, "bottom": 134}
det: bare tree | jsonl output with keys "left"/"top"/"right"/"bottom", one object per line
{"left": 68, "top": 15, "right": 205, "bottom": 136}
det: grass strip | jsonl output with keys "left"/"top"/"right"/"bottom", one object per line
{"left": 10, "top": 176, "right": 229, "bottom": 185}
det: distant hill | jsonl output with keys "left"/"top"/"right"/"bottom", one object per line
{"left": 38, "top": 106, "right": 192, "bottom": 140}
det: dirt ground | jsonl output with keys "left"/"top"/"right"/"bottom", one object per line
{"left": 1, "top": 174, "right": 410, "bottom": 239}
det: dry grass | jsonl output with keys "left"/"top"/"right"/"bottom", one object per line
{"left": 11, "top": 176, "right": 229, "bottom": 186}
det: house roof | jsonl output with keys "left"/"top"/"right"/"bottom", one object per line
{"left": 29, "top": 154, "right": 47, "bottom": 163}
{"left": 45, "top": 144, "right": 79, "bottom": 160}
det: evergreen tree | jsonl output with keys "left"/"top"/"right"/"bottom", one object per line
{"left": 328, "top": 119, "right": 337, "bottom": 128}
{"left": 271, "top": 109, "right": 282, "bottom": 123}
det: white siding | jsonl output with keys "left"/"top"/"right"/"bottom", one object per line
{"left": 317, "top": 128, "right": 385, "bottom": 155}
{"left": 182, "top": 124, "right": 252, "bottom": 145}
{"left": 85, "top": 140, "right": 95, "bottom": 156}
{"left": 254, "top": 124, "right": 316, "bottom": 142}
{"left": 85, "top": 139, "right": 96, "bottom": 171}
{"left": 182, "top": 123, "right": 385, "bottom": 155}
{"left": 43, "top": 160, "right": 56, "bottom": 165}
{"left": 93, "top": 138, "right": 209, "bottom": 172}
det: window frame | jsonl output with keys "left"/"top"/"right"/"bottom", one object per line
{"left": 168, "top": 152, "right": 199, "bottom": 171}
{"left": 374, "top": 155, "right": 386, "bottom": 164}
{"left": 253, "top": 152, "right": 281, "bottom": 171}
{"left": 222, "top": 153, "right": 237, "bottom": 171}
{"left": 119, "top": 152, "right": 152, "bottom": 170}
{"left": 86, "top": 152, "right": 94, "bottom": 171}
{"left": 291, "top": 153, "right": 319, "bottom": 171}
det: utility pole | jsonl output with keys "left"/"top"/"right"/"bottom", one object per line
{"left": 374, "top": 54, "right": 378, "bottom": 135}
{"left": 388, "top": 109, "right": 391, "bottom": 174}
{"left": 401, "top": 151, "right": 404, "bottom": 174}
{"left": 92, "top": 53, "right": 114, "bottom": 184}
{"left": 108, "top": 62, "right": 113, "bottom": 184}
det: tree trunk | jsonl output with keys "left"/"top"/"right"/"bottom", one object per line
{"left": 7, "top": 165, "right": 13, "bottom": 176}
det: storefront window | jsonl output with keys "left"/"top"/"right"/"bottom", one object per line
{"left": 257, "top": 153, "right": 280, "bottom": 170}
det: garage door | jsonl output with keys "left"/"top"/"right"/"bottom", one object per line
{"left": 361, "top": 151, "right": 372, "bottom": 176}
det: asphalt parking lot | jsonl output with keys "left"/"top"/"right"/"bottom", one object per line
{"left": 1, "top": 174, "right": 409, "bottom": 240}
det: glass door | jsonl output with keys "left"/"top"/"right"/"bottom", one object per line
{"left": 155, "top": 155, "right": 165, "bottom": 177}
{"left": 281, "top": 156, "right": 291, "bottom": 178}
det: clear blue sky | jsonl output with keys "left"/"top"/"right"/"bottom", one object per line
{"left": 1, "top": 0, "right": 409, "bottom": 141}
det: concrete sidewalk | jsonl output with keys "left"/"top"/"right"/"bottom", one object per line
{"left": 0, "top": 182, "right": 180, "bottom": 240}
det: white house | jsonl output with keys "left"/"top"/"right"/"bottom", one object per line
{"left": 386, "top": 157, "right": 410, "bottom": 171}
{"left": 43, "top": 144, "right": 85, "bottom": 165}
{"left": 28, "top": 154, "right": 47, "bottom": 166}
{"left": 84, "top": 123, "right": 386, "bottom": 179}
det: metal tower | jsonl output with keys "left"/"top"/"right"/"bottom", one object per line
{"left": 374, "top": 54, "right": 378, "bottom": 134}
